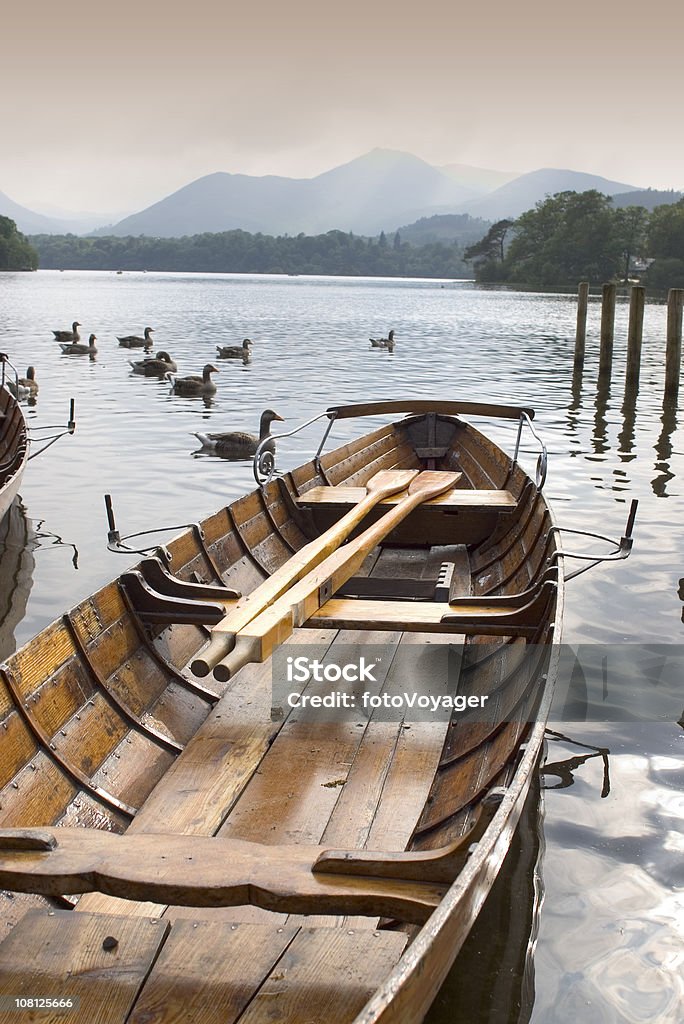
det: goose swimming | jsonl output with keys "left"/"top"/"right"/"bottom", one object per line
{"left": 130, "top": 351, "right": 177, "bottom": 375}
{"left": 216, "top": 339, "right": 253, "bottom": 360}
{"left": 60, "top": 333, "right": 97, "bottom": 355}
{"left": 6, "top": 366, "right": 39, "bottom": 399}
{"left": 369, "top": 329, "right": 396, "bottom": 349}
{"left": 53, "top": 321, "right": 81, "bottom": 343}
{"left": 170, "top": 363, "right": 219, "bottom": 396}
{"left": 118, "top": 327, "right": 154, "bottom": 349}
{"left": 193, "top": 408, "right": 284, "bottom": 457}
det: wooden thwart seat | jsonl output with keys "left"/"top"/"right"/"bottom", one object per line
{"left": 297, "top": 485, "right": 517, "bottom": 514}
{"left": 0, "top": 797, "right": 504, "bottom": 926}
{"left": 0, "top": 827, "right": 468, "bottom": 925}
{"left": 309, "top": 580, "right": 557, "bottom": 638}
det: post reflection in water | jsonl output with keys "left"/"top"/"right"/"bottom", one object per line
{"left": 617, "top": 380, "right": 639, "bottom": 463}
{"left": 590, "top": 377, "right": 611, "bottom": 458}
{"left": 565, "top": 366, "right": 583, "bottom": 444}
{"left": 652, "top": 397, "right": 678, "bottom": 498}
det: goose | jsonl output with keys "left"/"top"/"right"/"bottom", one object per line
{"left": 53, "top": 321, "right": 81, "bottom": 343}
{"left": 216, "top": 339, "right": 253, "bottom": 359}
{"left": 129, "top": 351, "right": 177, "bottom": 375}
{"left": 369, "top": 329, "right": 396, "bottom": 349}
{"left": 194, "top": 409, "right": 284, "bottom": 457}
{"left": 170, "top": 363, "right": 219, "bottom": 396}
{"left": 118, "top": 327, "right": 154, "bottom": 349}
{"left": 6, "top": 366, "right": 39, "bottom": 399}
{"left": 60, "top": 333, "right": 97, "bottom": 355}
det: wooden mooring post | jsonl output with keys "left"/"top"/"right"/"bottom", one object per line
{"left": 598, "top": 283, "right": 616, "bottom": 379}
{"left": 625, "top": 285, "right": 645, "bottom": 387}
{"left": 574, "top": 281, "right": 589, "bottom": 370}
{"left": 665, "top": 288, "right": 683, "bottom": 398}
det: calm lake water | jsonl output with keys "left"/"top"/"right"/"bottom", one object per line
{"left": 0, "top": 270, "right": 682, "bottom": 1022}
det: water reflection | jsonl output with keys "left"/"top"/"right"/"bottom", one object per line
{"left": 618, "top": 382, "right": 638, "bottom": 462}
{"left": 652, "top": 398, "right": 677, "bottom": 498}
{"left": 426, "top": 773, "right": 542, "bottom": 1024}
{"left": 0, "top": 499, "right": 36, "bottom": 663}
{"left": 542, "top": 729, "right": 611, "bottom": 797}
{"left": 590, "top": 378, "right": 611, "bottom": 458}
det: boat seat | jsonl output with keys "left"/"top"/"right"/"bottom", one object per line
{"left": 308, "top": 579, "right": 557, "bottom": 638}
{"left": 0, "top": 803, "right": 501, "bottom": 925}
{"left": 297, "top": 485, "right": 517, "bottom": 514}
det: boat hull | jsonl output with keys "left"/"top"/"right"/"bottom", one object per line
{"left": 0, "top": 402, "right": 562, "bottom": 1021}
{"left": 0, "top": 387, "right": 28, "bottom": 527}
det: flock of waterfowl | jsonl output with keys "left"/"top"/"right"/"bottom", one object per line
{"left": 7, "top": 322, "right": 287, "bottom": 461}
{"left": 7, "top": 321, "right": 397, "bottom": 459}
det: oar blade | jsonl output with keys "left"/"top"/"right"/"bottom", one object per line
{"left": 364, "top": 468, "right": 418, "bottom": 498}
{"left": 407, "top": 470, "right": 461, "bottom": 501}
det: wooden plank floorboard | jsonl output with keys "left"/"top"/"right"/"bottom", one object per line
{"left": 128, "top": 920, "right": 299, "bottom": 1024}
{"left": 76, "top": 628, "right": 336, "bottom": 918}
{"left": 0, "top": 909, "right": 168, "bottom": 1024}
{"left": 235, "top": 926, "right": 407, "bottom": 1024}
{"left": 217, "top": 629, "right": 403, "bottom": 846}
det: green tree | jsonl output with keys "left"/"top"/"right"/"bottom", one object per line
{"left": 464, "top": 219, "right": 513, "bottom": 264}
{"left": 615, "top": 206, "right": 648, "bottom": 282}
{"left": 0, "top": 216, "right": 39, "bottom": 271}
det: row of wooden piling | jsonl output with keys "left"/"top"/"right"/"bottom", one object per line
{"left": 574, "top": 283, "right": 683, "bottom": 397}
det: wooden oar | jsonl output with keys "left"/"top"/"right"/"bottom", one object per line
{"left": 212, "top": 470, "right": 460, "bottom": 681}
{"left": 190, "top": 469, "right": 419, "bottom": 676}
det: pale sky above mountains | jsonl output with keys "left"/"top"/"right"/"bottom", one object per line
{"left": 4, "top": 0, "right": 682, "bottom": 214}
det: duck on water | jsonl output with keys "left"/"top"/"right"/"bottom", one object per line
{"left": 193, "top": 408, "right": 284, "bottom": 457}
{"left": 216, "top": 339, "right": 253, "bottom": 360}
{"left": 60, "top": 334, "right": 97, "bottom": 355}
{"left": 118, "top": 327, "right": 154, "bottom": 349}
{"left": 169, "top": 364, "right": 219, "bottom": 396}
{"left": 6, "top": 367, "right": 38, "bottom": 399}
{"left": 52, "top": 321, "right": 81, "bottom": 343}
{"left": 130, "top": 351, "right": 177, "bottom": 375}
{"left": 369, "top": 329, "right": 395, "bottom": 349}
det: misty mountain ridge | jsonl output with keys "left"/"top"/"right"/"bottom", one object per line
{"left": 456, "top": 168, "right": 640, "bottom": 220}
{"left": 0, "top": 191, "right": 124, "bottom": 234}
{"left": 7, "top": 149, "right": 679, "bottom": 240}
{"left": 101, "top": 155, "right": 645, "bottom": 238}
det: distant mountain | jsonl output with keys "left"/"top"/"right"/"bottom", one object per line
{"left": 438, "top": 163, "right": 519, "bottom": 194}
{"left": 0, "top": 191, "right": 117, "bottom": 234}
{"left": 396, "top": 213, "right": 492, "bottom": 246}
{"left": 104, "top": 149, "right": 478, "bottom": 238}
{"left": 455, "top": 168, "right": 641, "bottom": 220}
{"left": 6, "top": 155, "right": 667, "bottom": 242}
{"left": 610, "top": 189, "right": 683, "bottom": 211}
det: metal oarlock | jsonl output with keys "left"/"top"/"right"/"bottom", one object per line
{"left": 103, "top": 493, "right": 205, "bottom": 557}
{"left": 513, "top": 411, "right": 547, "bottom": 490}
{"left": 550, "top": 499, "right": 638, "bottom": 581}
{"left": 253, "top": 410, "right": 336, "bottom": 486}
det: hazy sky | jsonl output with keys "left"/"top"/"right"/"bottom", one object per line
{"left": 3, "top": 0, "right": 682, "bottom": 214}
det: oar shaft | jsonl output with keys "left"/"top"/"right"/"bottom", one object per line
{"left": 213, "top": 472, "right": 459, "bottom": 681}
{"left": 191, "top": 470, "right": 417, "bottom": 676}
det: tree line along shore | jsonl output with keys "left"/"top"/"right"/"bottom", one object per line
{"left": 2, "top": 190, "right": 683, "bottom": 289}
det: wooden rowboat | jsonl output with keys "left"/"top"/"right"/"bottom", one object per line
{"left": 0, "top": 373, "right": 29, "bottom": 529}
{"left": 0, "top": 399, "right": 570, "bottom": 1021}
